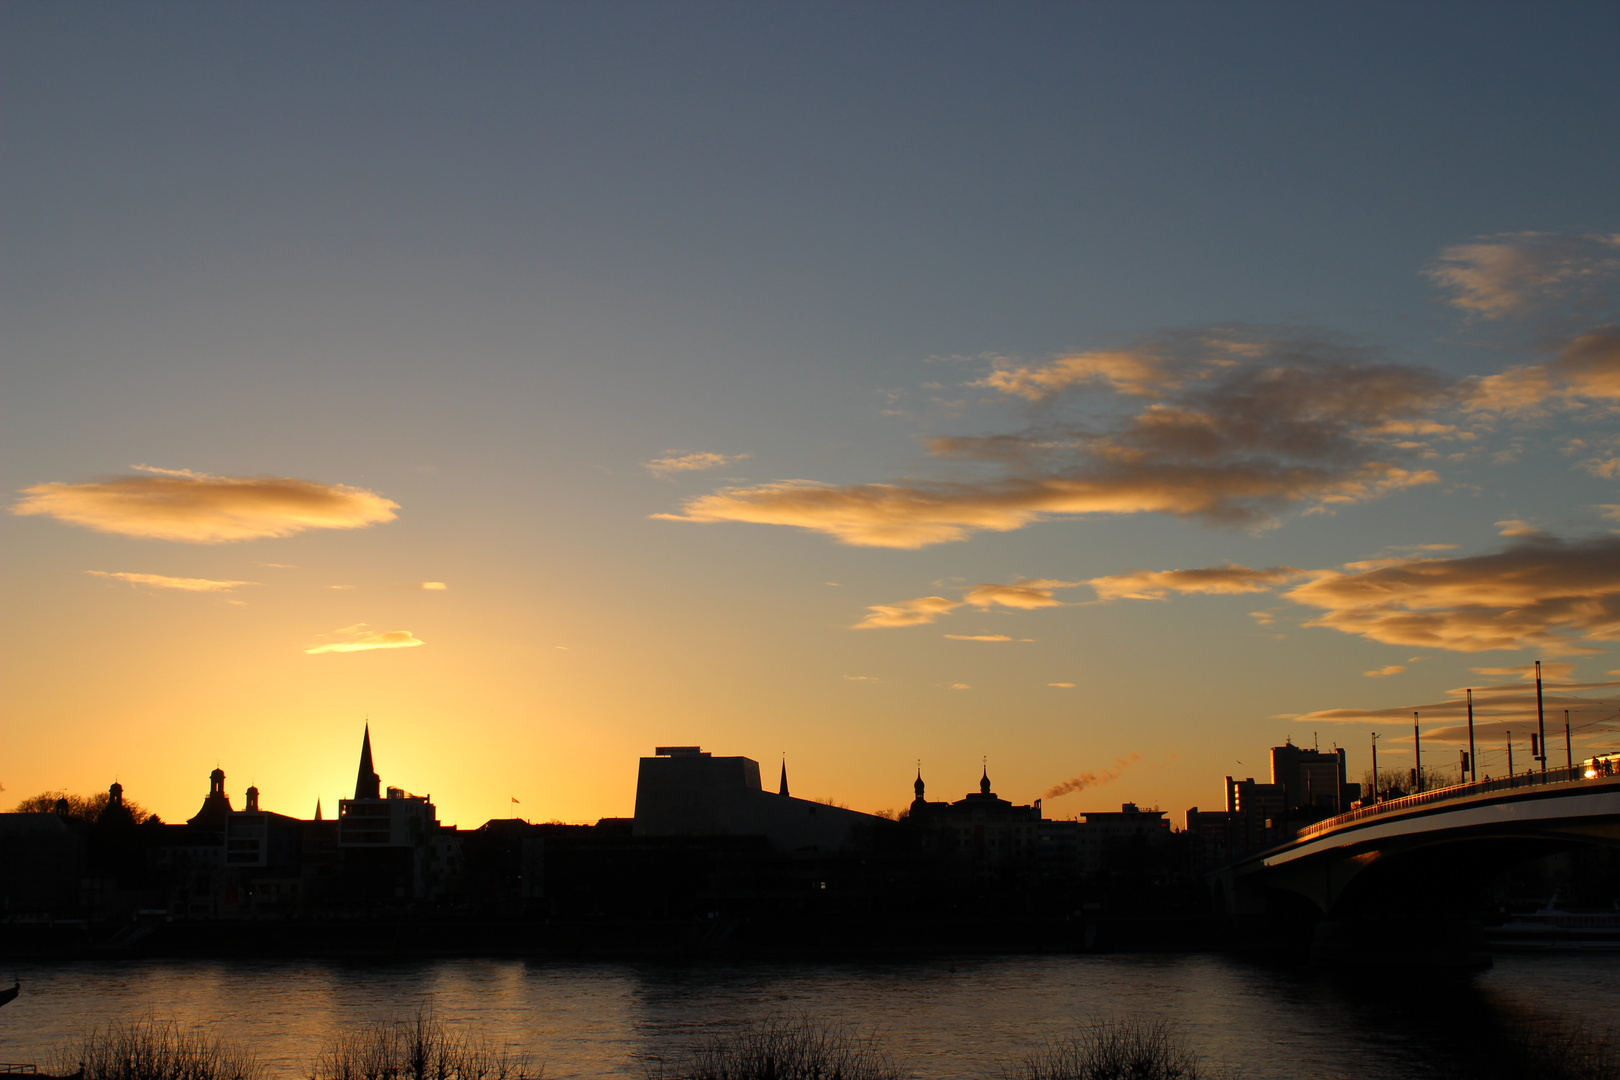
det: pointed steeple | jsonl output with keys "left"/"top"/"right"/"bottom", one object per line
{"left": 914, "top": 764, "right": 925, "bottom": 801}
{"left": 354, "top": 724, "right": 381, "bottom": 800}
{"left": 980, "top": 759, "right": 992, "bottom": 796}
{"left": 779, "top": 758, "right": 790, "bottom": 797}
{"left": 314, "top": 798, "right": 323, "bottom": 821}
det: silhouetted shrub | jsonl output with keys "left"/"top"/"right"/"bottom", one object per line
{"left": 646, "top": 1017, "right": 907, "bottom": 1080}
{"left": 14, "top": 789, "right": 153, "bottom": 825}
{"left": 57, "top": 1017, "right": 262, "bottom": 1080}
{"left": 1006, "top": 1019, "right": 1237, "bottom": 1080}
{"left": 309, "top": 1011, "right": 537, "bottom": 1080}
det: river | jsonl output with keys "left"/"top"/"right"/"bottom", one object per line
{"left": 1, "top": 953, "right": 1616, "bottom": 1079}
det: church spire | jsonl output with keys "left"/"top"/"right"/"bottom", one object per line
{"left": 779, "top": 757, "right": 790, "bottom": 797}
{"left": 914, "top": 763, "right": 925, "bottom": 801}
{"left": 314, "top": 798, "right": 323, "bottom": 821}
{"left": 980, "top": 758, "right": 991, "bottom": 796}
{"left": 354, "top": 724, "right": 381, "bottom": 800}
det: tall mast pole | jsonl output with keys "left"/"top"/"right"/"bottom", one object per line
{"left": 1566, "top": 709, "right": 1573, "bottom": 772}
{"left": 1371, "top": 732, "right": 1379, "bottom": 802}
{"left": 1467, "top": 688, "right": 1477, "bottom": 783}
{"left": 1536, "top": 660, "right": 1548, "bottom": 776}
{"left": 1414, "top": 711, "right": 1423, "bottom": 793}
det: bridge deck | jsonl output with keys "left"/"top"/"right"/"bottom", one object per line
{"left": 1298, "top": 763, "right": 1613, "bottom": 840}
{"left": 1229, "top": 765, "right": 1620, "bottom": 873}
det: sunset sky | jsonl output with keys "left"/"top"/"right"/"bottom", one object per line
{"left": 4, "top": 2, "right": 1618, "bottom": 829}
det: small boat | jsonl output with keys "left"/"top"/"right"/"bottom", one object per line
{"left": 1488, "top": 897, "right": 1620, "bottom": 952}
{"left": 0, "top": 982, "right": 17, "bottom": 1008}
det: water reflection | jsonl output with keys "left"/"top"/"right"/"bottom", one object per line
{"left": 0, "top": 954, "right": 1614, "bottom": 1080}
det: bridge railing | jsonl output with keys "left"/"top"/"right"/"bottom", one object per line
{"left": 1295, "top": 763, "right": 1599, "bottom": 840}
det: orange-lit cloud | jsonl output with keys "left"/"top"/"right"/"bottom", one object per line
{"left": 1087, "top": 564, "right": 1298, "bottom": 601}
{"left": 964, "top": 579, "right": 1079, "bottom": 609}
{"left": 304, "top": 624, "right": 425, "bottom": 655}
{"left": 1470, "top": 662, "right": 1577, "bottom": 682}
{"left": 13, "top": 465, "right": 398, "bottom": 542}
{"left": 643, "top": 451, "right": 750, "bottom": 477}
{"left": 1285, "top": 534, "right": 1620, "bottom": 654}
{"left": 418, "top": 581, "right": 449, "bottom": 590}
{"left": 1427, "top": 232, "right": 1620, "bottom": 320}
{"left": 1432, "top": 233, "right": 1620, "bottom": 415}
{"left": 1464, "top": 328, "right": 1620, "bottom": 413}
{"left": 971, "top": 350, "right": 1167, "bottom": 400}
{"left": 1064, "top": 532, "right": 1620, "bottom": 655}
{"left": 1048, "top": 682, "right": 1076, "bottom": 688}
{"left": 86, "top": 570, "right": 258, "bottom": 593}
{"left": 656, "top": 332, "right": 1448, "bottom": 547}
{"left": 1292, "top": 681, "right": 1620, "bottom": 729}
{"left": 851, "top": 595, "right": 961, "bottom": 629}
{"left": 945, "top": 634, "right": 1031, "bottom": 642}
{"left": 1043, "top": 754, "right": 1141, "bottom": 800}
{"left": 1363, "top": 665, "right": 1406, "bottom": 678}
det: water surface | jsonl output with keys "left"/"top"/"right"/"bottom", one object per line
{"left": 1, "top": 953, "right": 1615, "bottom": 1079}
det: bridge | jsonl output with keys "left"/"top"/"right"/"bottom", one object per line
{"left": 1213, "top": 764, "right": 1620, "bottom": 920}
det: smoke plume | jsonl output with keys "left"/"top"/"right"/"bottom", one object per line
{"left": 1043, "top": 754, "right": 1141, "bottom": 800}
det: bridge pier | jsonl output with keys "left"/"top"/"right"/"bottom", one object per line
{"left": 1310, "top": 918, "right": 1492, "bottom": 971}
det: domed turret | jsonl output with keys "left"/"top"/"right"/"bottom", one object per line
{"left": 188, "top": 767, "right": 233, "bottom": 827}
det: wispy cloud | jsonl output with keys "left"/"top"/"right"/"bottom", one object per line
{"left": 1043, "top": 754, "right": 1141, "bottom": 800}
{"left": 1427, "top": 232, "right": 1620, "bottom": 320}
{"left": 1087, "top": 564, "right": 1298, "bottom": 602}
{"left": 1048, "top": 682, "right": 1076, "bottom": 688}
{"left": 1469, "top": 662, "right": 1577, "bottom": 682}
{"left": 86, "top": 570, "right": 258, "bottom": 593}
{"left": 1461, "top": 328, "right": 1620, "bottom": 413}
{"left": 304, "top": 624, "right": 425, "bottom": 655}
{"left": 1363, "top": 665, "right": 1406, "bottom": 678}
{"left": 418, "top": 581, "right": 448, "bottom": 590}
{"left": 843, "top": 674, "right": 880, "bottom": 682}
{"left": 1058, "top": 530, "right": 1620, "bottom": 656}
{"left": 971, "top": 350, "right": 1164, "bottom": 400}
{"left": 655, "top": 330, "right": 1447, "bottom": 548}
{"left": 945, "top": 634, "right": 1031, "bottom": 642}
{"left": 13, "top": 466, "right": 398, "bottom": 542}
{"left": 643, "top": 451, "right": 750, "bottom": 478}
{"left": 1293, "top": 682, "right": 1620, "bottom": 730}
{"left": 964, "top": 579, "right": 1080, "bottom": 609}
{"left": 1286, "top": 533, "right": 1620, "bottom": 655}
{"left": 852, "top": 595, "right": 961, "bottom": 629}
{"left": 1431, "top": 233, "right": 1620, "bottom": 415}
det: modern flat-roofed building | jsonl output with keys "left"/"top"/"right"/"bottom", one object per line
{"left": 633, "top": 746, "right": 880, "bottom": 851}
